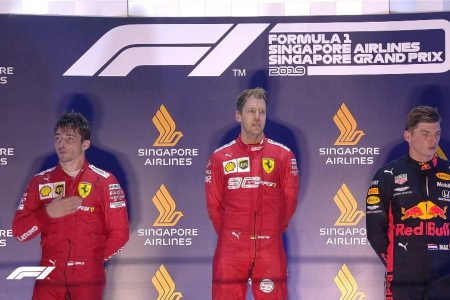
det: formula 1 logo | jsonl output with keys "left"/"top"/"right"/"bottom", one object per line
{"left": 152, "top": 184, "right": 184, "bottom": 226}
{"left": 153, "top": 105, "right": 183, "bottom": 147}
{"left": 334, "top": 264, "right": 366, "bottom": 300}
{"left": 63, "top": 24, "right": 269, "bottom": 77}
{"left": 334, "top": 183, "right": 365, "bottom": 226}
{"left": 152, "top": 265, "right": 183, "bottom": 300}
{"left": 333, "top": 103, "right": 365, "bottom": 146}
{"left": 6, "top": 266, "right": 55, "bottom": 280}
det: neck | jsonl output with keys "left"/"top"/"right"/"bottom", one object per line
{"left": 409, "top": 153, "right": 434, "bottom": 163}
{"left": 60, "top": 159, "right": 84, "bottom": 177}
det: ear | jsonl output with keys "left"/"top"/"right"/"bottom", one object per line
{"left": 82, "top": 140, "right": 91, "bottom": 151}
{"left": 404, "top": 130, "right": 410, "bottom": 143}
{"left": 235, "top": 110, "right": 241, "bottom": 123}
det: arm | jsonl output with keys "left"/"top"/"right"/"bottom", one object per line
{"left": 102, "top": 175, "right": 129, "bottom": 261}
{"left": 281, "top": 151, "right": 300, "bottom": 230}
{"left": 366, "top": 169, "right": 390, "bottom": 267}
{"left": 205, "top": 155, "right": 223, "bottom": 234}
{"left": 12, "top": 178, "right": 54, "bottom": 242}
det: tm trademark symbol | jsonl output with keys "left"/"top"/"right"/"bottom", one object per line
{"left": 232, "top": 69, "right": 246, "bottom": 77}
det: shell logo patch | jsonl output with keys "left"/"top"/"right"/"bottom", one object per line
{"left": 224, "top": 161, "right": 236, "bottom": 173}
{"left": 40, "top": 186, "right": 52, "bottom": 197}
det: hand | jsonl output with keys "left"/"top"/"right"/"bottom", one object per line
{"left": 45, "top": 194, "right": 82, "bottom": 219}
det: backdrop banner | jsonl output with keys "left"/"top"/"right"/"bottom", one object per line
{"left": 1, "top": 12, "right": 450, "bottom": 299}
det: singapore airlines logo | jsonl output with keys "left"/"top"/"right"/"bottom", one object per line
{"left": 63, "top": 23, "right": 269, "bottom": 77}
{"left": 437, "top": 146, "right": 448, "bottom": 160}
{"left": 153, "top": 184, "right": 184, "bottom": 226}
{"left": 152, "top": 265, "right": 183, "bottom": 300}
{"left": 153, "top": 105, "right": 183, "bottom": 147}
{"left": 333, "top": 103, "right": 365, "bottom": 146}
{"left": 334, "top": 184, "right": 365, "bottom": 226}
{"left": 334, "top": 264, "right": 366, "bottom": 300}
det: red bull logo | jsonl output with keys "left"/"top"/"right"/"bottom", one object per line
{"left": 396, "top": 222, "right": 449, "bottom": 237}
{"left": 401, "top": 201, "right": 447, "bottom": 220}
{"left": 419, "top": 162, "right": 431, "bottom": 170}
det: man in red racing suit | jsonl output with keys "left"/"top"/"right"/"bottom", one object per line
{"left": 12, "top": 112, "right": 129, "bottom": 300}
{"left": 366, "top": 106, "right": 450, "bottom": 300}
{"left": 205, "top": 88, "right": 299, "bottom": 299}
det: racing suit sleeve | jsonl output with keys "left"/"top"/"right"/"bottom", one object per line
{"left": 205, "top": 154, "right": 223, "bottom": 234}
{"left": 366, "top": 169, "right": 389, "bottom": 267}
{"left": 102, "top": 175, "right": 129, "bottom": 261}
{"left": 280, "top": 151, "right": 299, "bottom": 230}
{"left": 12, "top": 178, "right": 54, "bottom": 242}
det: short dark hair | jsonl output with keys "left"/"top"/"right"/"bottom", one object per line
{"left": 55, "top": 112, "right": 91, "bottom": 141}
{"left": 405, "top": 106, "right": 441, "bottom": 131}
{"left": 236, "top": 87, "right": 267, "bottom": 113}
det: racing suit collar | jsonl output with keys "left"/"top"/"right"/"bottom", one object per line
{"left": 407, "top": 155, "right": 437, "bottom": 173}
{"left": 236, "top": 135, "right": 266, "bottom": 153}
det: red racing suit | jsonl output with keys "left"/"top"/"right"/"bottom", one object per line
{"left": 205, "top": 137, "right": 299, "bottom": 300}
{"left": 12, "top": 161, "right": 129, "bottom": 300}
{"left": 366, "top": 156, "right": 450, "bottom": 300}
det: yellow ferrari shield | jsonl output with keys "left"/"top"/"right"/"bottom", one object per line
{"left": 78, "top": 182, "right": 92, "bottom": 199}
{"left": 262, "top": 158, "right": 275, "bottom": 174}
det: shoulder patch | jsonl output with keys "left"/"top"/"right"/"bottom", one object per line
{"left": 35, "top": 167, "right": 56, "bottom": 177}
{"left": 267, "top": 139, "right": 291, "bottom": 152}
{"left": 214, "top": 140, "right": 236, "bottom": 153}
{"left": 88, "top": 165, "right": 110, "bottom": 178}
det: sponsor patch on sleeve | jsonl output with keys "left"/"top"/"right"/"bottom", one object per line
{"left": 110, "top": 201, "right": 126, "bottom": 208}
{"left": 88, "top": 165, "right": 110, "bottom": 178}
{"left": 367, "top": 187, "right": 379, "bottom": 195}
{"left": 108, "top": 184, "right": 121, "bottom": 190}
{"left": 367, "top": 196, "right": 380, "bottom": 204}
{"left": 17, "top": 192, "right": 27, "bottom": 210}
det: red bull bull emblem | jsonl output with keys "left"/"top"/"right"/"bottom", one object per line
{"left": 401, "top": 201, "right": 447, "bottom": 220}
{"left": 397, "top": 201, "right": 449, "bottom": 237}
{"left": 420, "top": 162, "right": 431, "bottom": 170}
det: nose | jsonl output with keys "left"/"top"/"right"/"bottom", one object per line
{"left": 55, "top": 138, "right": 66, "bottom": 148}
{"left": 428, "top": 134, "right": 438, "bottom": 145}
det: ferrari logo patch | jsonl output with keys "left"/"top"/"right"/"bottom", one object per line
{"left": 262, "top": 158, "right": 275, "bottom": 174}
{"left": 78, "top": 182, "right": 92, "bottom": 199}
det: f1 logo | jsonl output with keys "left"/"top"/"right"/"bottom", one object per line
{"left": 63, "top": 23, "right": 269, "bottom": 77}
{"left": 6, "top": 266, "right": 55, "bottom": 280}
